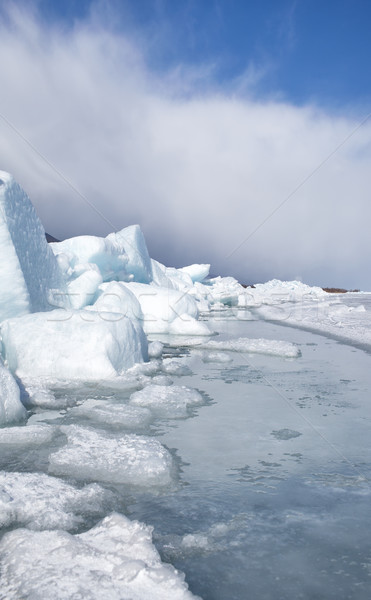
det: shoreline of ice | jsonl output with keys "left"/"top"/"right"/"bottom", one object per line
{"left": 1, "top": 170, "right": 370, "bottom": 599}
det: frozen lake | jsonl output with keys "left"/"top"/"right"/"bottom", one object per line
{"left": 1, "top": 307, "right": 371, "bottom": 599}
{"left": 132, "top": 313, "right": 371, "bottom": 599}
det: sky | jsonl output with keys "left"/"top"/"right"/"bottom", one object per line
{"left": 0, "top": 0, "right": 370, "bottom": 288}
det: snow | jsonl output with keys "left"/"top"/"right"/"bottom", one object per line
{"left": 130, "top": 384, "right": 203, "bottom": 418}
{"left": 0, "top": 356, "right": 26, "bottom": 426}
{"left": 0, "top": 471, "right": 109, "bottom": 530}
{"left": 0, "top": 513, "right": 199, "bottom": 600}
{"left": 107, "top": 224, "right": 153, "bottom": 283}
{"left": 1, "top": 309, "right": 147, "bottom": 381}
{"left": 0, "top": 171, "right": 64, "bottom": 322}
{"left": 49, "top": 425, "right": 174, "bottom": 486}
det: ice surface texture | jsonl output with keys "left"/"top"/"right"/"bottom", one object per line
{"left": 179, "top": 264, "right": 210, "bottom": 283}
{"left": 0, "top": 513, "right": 199, "bottom": 600}
{"left": 198, "top": 337, "right": 300, "bottom": 358}
{"left": 0, "top": 171, "right": 63, "bottom": 322}
{"left": 1, "top": 310, "right": 148, "bottom": 380}
{"left": 107, "top": 224, "right": 153, "bottom": 283}
{"left": 0, "top": 471, "right": 108, "bottom": 530}
{"left": 0, "top": 423, "right": 55, "bottom": 446}
{"left": 130, "top": 384, "right": 203, "bottom": 418}
{"left": 51, "top": 234, "right": 128, "bottom": 282}
{"left": 120, "top": 282, "right": 208, "bottom": 335}
{"left": 0, "top": 356, "right": 26, "bottom": 425}
{"left": 68, "top": 399, "right": 153, "bottom": 430}
{"left": 49, "top": 425, "right": 174, "bottom": 486}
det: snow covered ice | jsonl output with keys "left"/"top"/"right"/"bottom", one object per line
{"left": 68, "top": 399, "right": 153, "bottom": 430}
{"left": 130, "top": 384, "right": 204, "bottom": 418}
{"left": 49, "top": 425, "right": 174, "bottom": 487}
{"left": 0, "top": 471, "right": 110, "bottom": 530}
{"left": 0, "top": 513, "right": 199, "bottom": 600}
{"left": 1, "top": 171, "right": 371, "bottom": 599}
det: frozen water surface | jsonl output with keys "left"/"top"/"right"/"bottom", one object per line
{"left": 1, "top": 307, "right": 371, "bottom": 599}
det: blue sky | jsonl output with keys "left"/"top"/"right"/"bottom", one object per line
{"left": 0, "top": 0, "right": 371, "bottom": 288}
{"left": 37, "top": 0, "right": 371, "bottom": 108}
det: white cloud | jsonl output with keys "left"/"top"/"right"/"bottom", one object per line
{"left": 0, "top": 4, "right": 370, "bottom": 289}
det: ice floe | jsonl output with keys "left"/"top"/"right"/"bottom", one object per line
{"left": 130, "top": 384, "right": 203, "bottom": 418}
{"left": 0, "top": 513, "right": 199, "bottom": 600}
{"left": 0, "top": 471, "right": 109, "bottom": 530}
{"left": 1, "top": 309, "right": 147, "bottom": 381}
{"left": 49, "top": 425, "right": 174, "bottom": 486}
{"left": 68, "top": 399, "right": 153, "bottom": 430}
{"left": 0, "top": 423, "right": 55, "bottom": 446}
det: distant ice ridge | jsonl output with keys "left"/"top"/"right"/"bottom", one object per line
{"left": 196, "top": 337, "right": 301, "bottom": 358}
{"left": 254, "top": 293, "right": 371, "bottom": 348}
{"left": 0, "top": 513, "right": 199, "bottom": 600}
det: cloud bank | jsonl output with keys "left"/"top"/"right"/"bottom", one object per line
{"left": 0, "top": 4, "right": 370, "bottom": 288}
